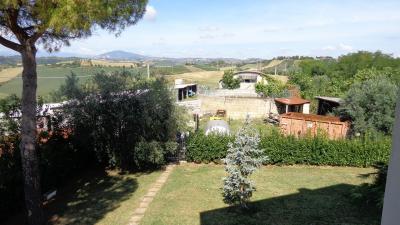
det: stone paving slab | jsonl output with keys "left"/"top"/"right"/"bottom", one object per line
{"left": 127, "top": 164, "right": 175, "bottom": 225}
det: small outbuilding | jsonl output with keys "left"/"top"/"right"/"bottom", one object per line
{"left": 174, "top": 79, "right": 197, "bottom": 101}
{"left": 275, "top": 97, "right": 310, "bottom": 114}
{"left": 205, "top": 120, "right": 230, "bottom": 135}
{"left": 315, "top": 96, "right": 343, "bottom": 116}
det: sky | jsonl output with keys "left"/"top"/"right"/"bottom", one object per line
{"left": 1, "top": 0, "right": 400, "bottom": 59}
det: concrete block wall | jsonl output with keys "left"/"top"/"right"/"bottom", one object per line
{"left": 198, "top": 95, "right": 278, "bottom": 119}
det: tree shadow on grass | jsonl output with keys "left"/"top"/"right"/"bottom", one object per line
{"left": 44, "top": 169, "right": 138, "bottom": 225}
{"left": 200, "top": 184, "right": 381, "bottom": 225}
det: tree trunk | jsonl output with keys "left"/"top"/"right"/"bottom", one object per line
{"left": 19, "top": 45, "right": 44, "bottom": 225}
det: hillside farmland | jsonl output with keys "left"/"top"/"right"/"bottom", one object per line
{"left": 0, "top": 65, "right": 142, "bottom": 98}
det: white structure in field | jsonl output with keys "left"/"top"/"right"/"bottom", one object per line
{"left": 219, "top": 71, "right": 268, "bottom": 90}
{"left": 205, "top": 120, "right": 230, "bottom": 135}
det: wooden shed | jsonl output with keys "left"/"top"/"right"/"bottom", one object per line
{"left": 279, "top": 112, "right": 349, "bottom": 139}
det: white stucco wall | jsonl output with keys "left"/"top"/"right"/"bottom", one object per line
{"left": 381, "top": 97, "right": 400, "bottom": 225}
{"left": 302, "top": 103, "right": 310, "bottom": 114}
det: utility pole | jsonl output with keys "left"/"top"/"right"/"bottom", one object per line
{"left": 147, "top": 63, "right": 150, "bottom": 79}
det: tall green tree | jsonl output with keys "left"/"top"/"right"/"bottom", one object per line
{"left": 339, "top": 77, "right": 399, "bottom": 136}
{"left": 0, "top": 1, "right": 147, "bottom": 224}
{"left": 221, "top": 69, "right": 240, "bottom": 89}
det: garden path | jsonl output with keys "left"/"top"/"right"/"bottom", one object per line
{"left": 127, "top": 164, "right": 175, "bottom": 225}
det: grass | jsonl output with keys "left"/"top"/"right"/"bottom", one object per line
{"left": 0, "top": 67, "right": 22, "bottom": 84}
{"left": 184, "top": 65, "right": 206, "bottom": 72}
{"left": 0, "top": 65, "right": 143, "bottom": 98}
{"left": 192, "top": 64, "right": 220, "bottom": 71}
{"left": 165, "top": 71, "right": 224, "bottom": 89}
{"left": 5, "top": 168, "right": 162, "bottom": 225}
{"left": 0, "top": 64, "right": 192, "bottom": 99}
{"left": 199, "top": 117, "right": 273, "bottom": 135}
{"left": 141, "top": 164, "right": 380, "bottom": 225}
{"left": 90, "top": 60, "right": 138, "bottom": 68}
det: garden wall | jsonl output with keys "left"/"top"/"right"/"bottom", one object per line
{"left": 198, "top": 95, "right": 278, "bottom": 119}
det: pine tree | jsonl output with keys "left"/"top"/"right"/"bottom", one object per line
{"left": 222, "top": 117, "right": 267, "bottom": 209}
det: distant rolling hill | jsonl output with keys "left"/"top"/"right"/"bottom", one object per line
{"left": 95, "top": 50, "right": 149, "bottom": 61}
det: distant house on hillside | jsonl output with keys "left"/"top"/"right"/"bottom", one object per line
{"left": 275, "top": 97, "right": 310, "bottom": 114}
{"left": 174, "top": 79, "right": 197, "bottom": 101}
{"left": 315, "top": 96, "right": 343, "bottom": 116}
{"left": 219, "top": 71, "right": 268, "bottom": 89}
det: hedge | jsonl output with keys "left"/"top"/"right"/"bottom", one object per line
{"left": 186, "top": 132, "right": 234, "bottom": 163}
{"left": 186, "top": 130, "right": 391, "bottom": 167}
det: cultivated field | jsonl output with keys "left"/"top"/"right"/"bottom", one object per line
{"left": 89, "top": 59, "right": 138, "bottom": 68}
{"left": 166, "top": 71, "right": 224, "bottom": 88}
{"left": 263, "top": 59, "right": 283, "bottom": 69}
{"left": 0, "top": 65, "right": 142, "bottom": 98}
{"left": 0, "top": 67, "right": 22, "bottom": 84}
{"left": 184, "top": 65, "right": 206, "bottom": 72}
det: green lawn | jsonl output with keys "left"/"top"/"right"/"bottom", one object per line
{"left": 141, "top": 164, "right": 380, "bottom": 225}
{"left": 199, "top": 118, "right": 273, "bottom": 135}
{"left": 46, "top": 169, "right": 162, "bottom": 225}
{"left": 5, "top": 168, "right": 162, "bottom": 225}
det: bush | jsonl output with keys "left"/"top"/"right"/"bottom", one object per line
{"left": 134, "top": 141, "right": 165, "bottom": 169}
{"left": 186, "top": 132, "right": 233, "bottom": 163}
{"left": 186, "top": 130, "right": 391, "bottom": 167}
{"left": 221, "top": 70, "right": 240, "bottom": 89}
{"left": 64, "top": 74, "right": 179, "bottom": 170}
{"left": 163, "top": 141, "right": 178, "bottom": 155}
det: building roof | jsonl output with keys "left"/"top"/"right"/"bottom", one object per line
{"left": 174, "top": 83, "right": 197, "bottom": 89}
{"left": 233, "top": 71, "right": 262, "bottom": 80}
{"left": 234, "top": 71, "right": 263, "bottom": 76}
{"left": 280, "top": 112, "right": 345, "bottom": 123}
{"left": 275, "top": 97, "right": 310, "bottom": 105}
{"left": 315, "top": 96, "right": 342, "bottom": 104}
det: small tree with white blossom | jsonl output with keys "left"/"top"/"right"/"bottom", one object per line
{"left": 222, "top": 117, "right": 267, "bottom": 209}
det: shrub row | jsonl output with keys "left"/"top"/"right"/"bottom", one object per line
{"left": 186, "top": 130, "right": 391, "bottom": 167}
{"left": 186, "top": 132, "right": 233, "bottom": 163}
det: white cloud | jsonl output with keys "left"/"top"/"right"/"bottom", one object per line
{"left": 78, "top": 47, "right": 99, "bottom": 55}
{"left": 263, "top": 26, "right": 280, "bottom": 32}
{"left": 152, "top": 37, "right": 166, "bottom": 46}
{"left": 199, "top": 34, "right": 216, "bottom": 39}
{"left": 322, "top": 45, "right": 336, "bottom": 51}
{"left": 198, "top": 26, "right": 220, "bottom": 32}
{"left": 144, "top": 5, "right": 157, "bottom": 21}
{"left": 321, "top": 44, "right": 353, "bottom": 52}
{"left": 222, "top": 32, "right": 235, "bottom": 38}
{"left": 338, "top": 43, "right": 353, "bottom": 51}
